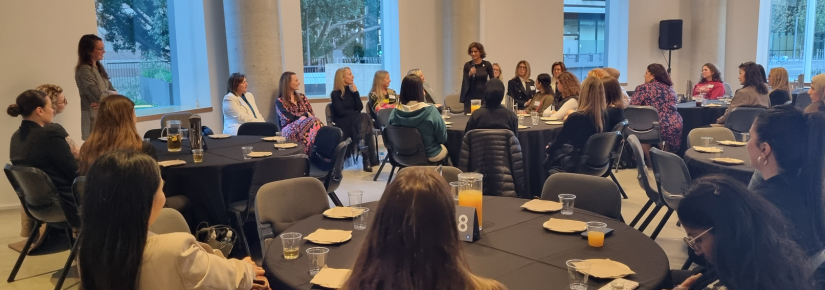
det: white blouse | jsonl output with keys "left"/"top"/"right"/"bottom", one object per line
{"left": 223, "top": 92, "right": 266, "bottom": 135}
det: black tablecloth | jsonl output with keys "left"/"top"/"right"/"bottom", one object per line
{"left": 675, "top": 102, "right": 728, "bottom": 156}
{"left": 683, "top": 146, "right": 754, "bottom": 185}
{"left": 152, "top": 135, "right": 304, "bottom": 226}
{"left": 445, "top": 114, "right": 563, "bottom": 197}
{"left": 263, "top": 196, "right": 670, "bottom": 290}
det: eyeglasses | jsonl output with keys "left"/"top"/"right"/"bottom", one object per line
{"left": 518, "top": 66, "right": 527, "bottom": 69}
{"left": 683, "top": 227, "right": 713, "bottom": 251}
{"left": 61, "top": 99, "right": 68, "bottom": 105}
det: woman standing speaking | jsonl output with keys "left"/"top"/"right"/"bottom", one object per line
{"left": 75, "top": 34, "right": 117, "bottom": 140}
{"left": 459, "top": 42, "right": 494, "bottom": 113}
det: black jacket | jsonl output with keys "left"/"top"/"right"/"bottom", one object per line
{"left": 458, "top": 129, "right": 526, "bottom": 198}
{"left": 507, "top": 78, "right": 536, "bottom": 109}
{"left": 769, "top": 89, "right": 791, "bottom": 107}
{"left": 755, "top": 173, "right": 823, "bottom": 256}
{"left": 465, "top": 106, "right": 519, "bottom": 135}
{"left": 606, "top": 107, "right": 625, "bottom": 131}
{"left": 460, "top": 60, "right": 494, "bottom": 103}
{"left": 10, "top": 120, "right": 78, "bottom": 193}
{"left": 330, "top": 86, "right": 364, "bottom": 139}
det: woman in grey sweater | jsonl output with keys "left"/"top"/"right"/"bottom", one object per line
{"left": 75, "top": 34, "right": 116, "bottom": 140}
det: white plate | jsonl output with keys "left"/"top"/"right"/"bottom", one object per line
{"left": 209, "top": 134, "right": 231, "bottom": 139}
{"left": 158, "top": 137, "right": 167, "bottom": 142}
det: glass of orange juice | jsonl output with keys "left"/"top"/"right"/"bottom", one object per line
{"left": 457, "top": 173, "right": 483, "bottom": 229}
{"left": 586, "top": 222, "right": 607, "bottom": 247}
{"left": 470, "top": 100, "right": 481, "bottom": 113}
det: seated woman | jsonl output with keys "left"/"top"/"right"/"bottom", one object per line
{"left": 275, "top": 71, "right": 324, "bottom": 155}
{"left": 36, "top": 84, "right": 80, "bottom": 158}
{"left": 805, "top": 73, "right": 825, "bottom": 113}
{"left": 768, "top": 67, "right": 791, "bottom": 106}
{"left": 330, "top": 67, "right": 378, "bottom": 172}
{"left": 465, "top": 79, "right": 518, "bottom": 134}
{"left": 507, "top": 60, "right": 536, "bottom": 110}
{"left": 631, "top": 63, "right": 683, "bottom": 153}
{"left": 388, "top": 74, "right": 448, "bottom": 163}
{"left": 546, "top": 72, "right": 581, "bottom": 120}
{"left": 523, "top": 73, "right": 553, "bottom": 115}
{"left": 601, "top": 76, "right": 626, "bottom": 130}
{"left": 603, "top": 67, "right": 630, "bottom": 106}
{"left": 341, "top": 167, "right": 506, "bottom": 290}
{"left": 223, "top": 73, "right": 266, "bottom": 135}
{"left": 746, "top": 105, "right": 825, "bottom": 256}
{"left": 492, "top": 63, "right": 503, "bottom": 80}
{"left": 78, "top": 150, "right": 264, "bottom": 290}
{"left": 692, "top": 63, "right": 726, "bottom": 100}
{"left": 672, "top": 175, "right": 814, "bottom": 290}
{"left": 78, "top": 95, "right": 157, "bottom": 174}
{"left": 367, "top": 70, "right": 398, "bottom": 112}
{"left": 407, "top": 69, "right": 441, "bottom": 106}
{"left": 9, "top": 90, "right": 79, "bottom": 233}
{"left": 716, "top": 62, "right": 769, "bottom": 124}
{"left": 544, "top": 76, "right": 606, "bottom": 173}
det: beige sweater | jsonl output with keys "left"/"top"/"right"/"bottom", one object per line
{"left": 716, "top": 85, "right": 769, "bottom": 124}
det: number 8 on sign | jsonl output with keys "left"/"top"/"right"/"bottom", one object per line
{"left": 458, "top": 215, "right": 468, "bottom": 232}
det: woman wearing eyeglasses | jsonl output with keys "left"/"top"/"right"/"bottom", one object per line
{"left": 672, "top": 175, "right": 815, "bottom": 290}
{"left": 506, "top": 60, "right": 536, "bottom": 110}
{"left": 35, "top": 84, "right": 80, "bottom": 159}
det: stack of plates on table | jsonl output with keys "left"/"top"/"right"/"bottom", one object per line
{"left": 273, "top": 143, "right": 298, "bottom": 149}
{"left": 310, "top": 267, "right": 351, "bottom": 289}
{"left": 573, "top": 259, "right": 636, "bottom": 279}
{"left": 444, "top": 121, "right": 453, "bottom": 125}
{"left": 304, "top": 229, "right": 353, "bottom": 244}
{"left": 710, "top": 157, "right": 745, "bottom": 165}
{"left": 545, "top": 121, "right": 564, "bottom": 125}
{"left": 323, "top": 207, "right": 366, "bottom": 219}
{"left": 247, "top": 152, "right": 272, "bottom": 158}
{"left": 717, "top": 140, "right": 746, "bottom": 146}
{"left": 442, "top": 115, "right": 451, "bottom": 119}
{"left": 539, "top": 117, "right": 557, "bottom": 121}
{"left": 542, "top": 218, "right": 587, "bottom": 233}
{"left": 521, "top": 199, "right": 563, "bottom": 212}
{"left": 705, "top": 103, "right": 722, "bottom": 107}
{"left": 261, "top": 136, "right": 286, "bottom": 142}
{"left": 518, "top": 125, "right": 529, "bottom": 129}
{"left": 693, "top": 146, "right": 723, "bottom": 153}
{"left": 208, "top": 134, "right": 231, "bottom": 139}
{"left": 157, "top": 160, "right": 186, "bottom": 167}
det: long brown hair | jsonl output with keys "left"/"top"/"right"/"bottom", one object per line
{"left": 79, "top": 95, "right": 141, "bottom": 174}
{"left": 278, "top": 71, "right": 299, "bottom": 107}
{"left": 556, "top": 72, "right": 581, "bottom": 98}
{"left": 647, "top": 63, "right": 673, "bottom": 87}
{"left": 700, "top": 63, "right": 723, "bottom": 83}
{"left": 341, "top": 168, "right": 506, "bottom": 290}
{"left": 76, "top": 34, "right": 109, "bottom": 78}
{"left": 601, "top": 76, "right": 626, "bottom": 109}
{"left": 579, "top": 76, "right": 606, "bottom": 132}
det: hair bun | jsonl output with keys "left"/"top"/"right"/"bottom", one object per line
{"left": 6, "top": 104, "right": 20, "bottom": 117}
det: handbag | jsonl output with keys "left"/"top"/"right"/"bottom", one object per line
{"left": 194, "top": 222, "right": 236, "bottom": 257}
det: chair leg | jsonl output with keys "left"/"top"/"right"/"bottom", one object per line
{"left": 233, "top": 212, "right": 252, "bottom": 258}
{"left": 649, "top": 208, "right": 674, "bottom": 240}
{"left": 328, "top": 191, "right": 343, "bottom": 207}
{"left": 372, "top": 155, "right": 389, "bottom": 181}
{"left": 609, "top": 172, "right": 628, "bottom": 199}
{"left": 681, "top": 256, "right": 694, "bottom": 270}
{"left": 614, "top": 142, "right": 624, "bottom": 173}
{"left": 373, "top": 134, "right": 379, "bottom": 161}
{"left": 54, "top": 231, "right": 80, "bottom": 290}
{"left": 8, "top": 220, "right": 41, "bottom": 282}
{"left": 386, "top": 165, "right": 397, "bottom": 185}
{"left": 629, "top": 200, "right": 653, "bottom": 227}
{"left": 637, "top": 204, "right": 663, "bottom": 232}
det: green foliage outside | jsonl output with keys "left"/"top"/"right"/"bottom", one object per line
{"left": 770, "top": 0, "right": 825, "bottom": 57}
{"left": 301, "top": 0, "right": 381, "bottom": 62}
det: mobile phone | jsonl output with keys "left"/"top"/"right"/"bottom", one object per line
{"left": 580, "top": 227, "right": 614, "bottom": 238}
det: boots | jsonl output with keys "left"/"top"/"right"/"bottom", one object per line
{"left": 360, "top": 140, "right": 373, "bottom": 172}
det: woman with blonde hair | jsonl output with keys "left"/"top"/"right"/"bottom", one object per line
{"left": 330, "top": 67, "right": 378, "bottom": 171}
{"left": 547, "top": 72, "right": 581, "bottom": 119}
{"left": 275, "top": 71, "right": 324, "bottom": 154}
{"left": 341, "top": 167, "right": 507, "bottom": 290}
{"left": 407, "top": 69, "right": 439, "bottom": 105}
{"left": 768, "top": 67, "right": 791, "bottom": 106}
{"left": 367, "top": 70, "right": 398, "bottom": 112}
{"left": 78, "top": 95, "right": 155, "bottom": 174}
{"left": 544, "top": 76, "right": 606, "bottom": 174}
{"left": 507, "top": 60, "right": 536, "bottom": 110}
{"left": 492, "top": 63, "right": 503, "bottom": 80}
{"left": 36, "top": 84, "right": 80, "bottom": 158}
{"left": 588, "top": 68, "right": 609, "bottom": 79}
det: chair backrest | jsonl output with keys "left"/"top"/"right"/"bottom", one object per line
{"left": 383, "top": 125, "right": 431, "bottom": 167}
{"left": 540, "top": 173, "right": 622, "bottom": 220}
{"left": 576, "top": 131, "right": 622, "bottom": 177}
{"left": 624, "top": 106, "right": 660, "bottom": 132}
{"left": 687, "top": 127, "right": 736, "bottom": 148}
{"left": 148, "top": 208, "right": 190, "bottom": 234}
{"left": 796, "top": 92, "right": 812, "bottom": 109}
{"left": 649, "top": 148, "right": 691, "bottom": 209}
{"left": 245, "top": 155, "right": 310, "bottom": 219}
{"left": 4, "top": 164, "right": 69, "bottom": 224}
{"left": 377, "top": 108, "right": 394, "bottom": 129}
{"left": 324, "top": 138, "right": 352, "bottom": 194}
{"left": 724, "top": 107, "right": 765, "bottom": 134}
{"left": 160, "top": 112, "right": 193, "bottom": 129}
{"left": 611, "top": 119, "right": 628, "bottom": 134}
{"left": 143, "top": 129, "right": 163, "bottom": 140}
{"left": 237, "top": 122, "right": 280, "bottom": 136}
{"left": 255, "top": 177, "right": 330, "bottom": 237}
{"left": 723, "top": 82, "right": 733, "bottom": 97}
{"left": 399, "top": 166, "right": 464, "bottom": 183}
{"left": 310, "top": 126, "right": 344, "bottom": 171}
{"left": 325, "top": 103, "right": 335, "bottom": 126}
{"left": 810, "top": 249, "right": 825, "bottom": 275}
{"left": 72, "top": 176, "right": 86, "bottom": 213}
{"left": 626, "top": 135, "right": 660, "bottom": 203}
{"left": 444, "top": 94, "right": 464, "bottom": 113}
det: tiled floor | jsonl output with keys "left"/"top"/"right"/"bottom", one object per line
{"left": 0, "top": 163, "right": 688, "bottom": 289}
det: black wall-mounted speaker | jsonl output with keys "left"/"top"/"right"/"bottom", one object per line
{"left": 658, "top": 19, "right": 683, "bottom": 50}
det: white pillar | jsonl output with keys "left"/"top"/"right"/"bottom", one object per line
{"left": 690, "top": 0, "right": 727, "bottom": 84}
{"left": 223, "top": 0, "right": 283, "bottom": 123}
{"left": 442, "top": 0, "right": 480, "bottom": 96}
{"left": 803, "top": 0, "right": 817, "bottom": 82}
{"left": 382, "top": 0, "right": 402, "bottom": 92}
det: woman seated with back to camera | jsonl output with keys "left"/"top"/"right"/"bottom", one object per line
{"left": 768, "top": 67, "right": 791, "bottom": 106}
{"left": 78, "top": 150, "right": 264, "bottom": 290}
{"left": 341, "top": 167, "right": 506, "bottom": 290}
{"left": 523, "top": 73, "right": 554, "bottom": 115}
{"left": 631, "top": 63, "right": 683, "bottom": 153}
{"left": 546, "top": 72, "right": 581, "bottom": 120}
{"left": 465, "top": 79, "right": 518, "bottom": 135}
{"left": 407, "top": 69, "right": 441, "bottom": 107}
{"left": 78, "top": 95, "right": 156, "bottom": 174}
{"left": 691, "top": 63, "right": 726, "bottom": 100}
{"left": 602, "top": 67, "right": 630, "bottom": 106}
{"left": 544, "top": 76, "right": 606, "bottom": 174}
{"left": 716, "top": 62, "right": 770, "bottom": 124}
{"left": 601, "top": 76, "right": 626, "bottom": 130}
{"left": 670, "top": 175, "right": 816, "bottom": 290}
{"left": 388, "top": 74, "right": 448, "bottom": 163}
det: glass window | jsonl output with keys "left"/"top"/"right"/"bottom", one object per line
{"left": 767, "top": 0, "right": 825, "bottom": 81}
{"left": 301, "top": 0, "right": 384, "bottom": 98}
{"left": 563, "top": 0, "right": 608, "bottom": 81}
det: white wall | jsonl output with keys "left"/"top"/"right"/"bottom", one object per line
{"left": 724, "top": 0, "right": 764, "bottom": 87}
{"left": 399, "top": 0, "right": 445, "bottom": 98}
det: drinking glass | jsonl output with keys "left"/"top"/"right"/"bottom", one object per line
{"left": 586, "top": 222, "right": 607, "bottom": 247}
{"left": 566, "top": 259, "right": 591, "bottom": 290}
{"left": 518, "top": 116, "right": 524, "bottom": 126}
{"left": 192, "top": 149, "right": 204, "bottom": 163}
{"left": 530, "top": 112, "right": 539, "bottom": 125}
{"left": 701, "top": 137, "right": 713, "bottom": 147}
{"left": 458, "top": 173, "right": 483, "bottom": 230}
{"left": 241, "top": 146, "right": 253, "bottom": 160}
{"left": 471, "top": 99, "right": 481, "bottom": 113}
{"left": 348, "top": 190, "right": 363, "bottom": 207}
{"left": 693, "top": 95, "right": 704, "bottom": 107}
{"left": 280, "top": 232, "right": 302, "bottom": 259}
{"left": 739, "top": 132, "right": 750, "bottom": 143}
{"left": 180, "top": 128, "right": 190, "bottom": 140}
{"left": 166, "top": 120, "right": 182, "bottom": 152}
{"left": 352, "top": 207, "right": 369, "bottom": 230}
{"left": 449, "top": 181, "right": 460, "bottom": 204}
{"left": 442, "top": 107, "right": 450, "bottom": 118}
{"left": 559, "top": 194, "right": 576, "bottom": 215}
{"left": 306, "top": 247, "right": 329, "bottom": 276}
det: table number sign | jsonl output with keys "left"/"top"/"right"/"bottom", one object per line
{"left": 455, "top": 206, "right": 480, "bottom": 242}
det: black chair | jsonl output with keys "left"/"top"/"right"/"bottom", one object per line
{"left": 143, "top": 129, "right": 163, "bottom": 140}
{"left": 645, "top": 148, "right": 690, "bottom": 240}
{"left": 724, "top": 107, "right": 765, "bottom": 139}
{"left": 373, "top": 108, "right": 398, "bottom": 181}
{"left": 5, "top": 165, "right": 78, "bottom": 290}
{"left": 309, "top": 126, "right": 344, "bottom": 174}
{"left": 325, "top": 103, "right": 335, "bottom": 126}
{"left": 540, "top": 173, "right": 623, "bottom": 220}
{"left": 626, "top": 135, "right": 662, "bottom": 228}
{"left": 365, "top": 101, "right": 384, "bottom": 160}
{"left": 796, "top": 92, "right": 812, "bottom": 109}
{"left": 624, "top": 106, "right": 662, "bottom": 145}
{"left": 227, "top": 155, "right": 309, "bottom": 257}
{"left": 378, "top": 125, "right": 434, "bottom": 184}
{"left": 71, "top": 176, "right": 86, "bottom": 214}
{"left": 237, "top": 122, "right": 280, "bottom": 136}
{"left": 612, "top": 119, "right": 628, "bottom": 173}
{"left": 575, "top": 131, "right": 627, "bottom": 199}
{"left": 320, "top": 138, "right": 352, "bottom": 206}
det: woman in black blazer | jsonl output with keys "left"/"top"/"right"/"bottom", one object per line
{"left": 330, "top": 67, "right": 378, "bottom": 172}
{"left": 460, "top": 42, "right": 495, "bottom": 113}
{"left": 507, "top": 60, "right": 536, "bottom": 110}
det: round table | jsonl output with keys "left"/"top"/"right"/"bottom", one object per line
{"left": 152, "top": 135, "right": 305, "bottom": 225}
{"left": 445, "top": 114, "right": 563, "bottom": 197}
{"left": 683, "top": 145, "right": 755, "bottom": 185}
{"left": 263, "top": 196, "right": 670, "bottom": 290}
{"left": 675, "top": 101, "right": 728, "bottom": 156}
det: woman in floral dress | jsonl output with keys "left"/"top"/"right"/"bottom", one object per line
{"left": 276, "top": 72, "right": 324, "bottom": 154}
{"left": 631, "top": 63, "right": 684, "bottom": 153}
